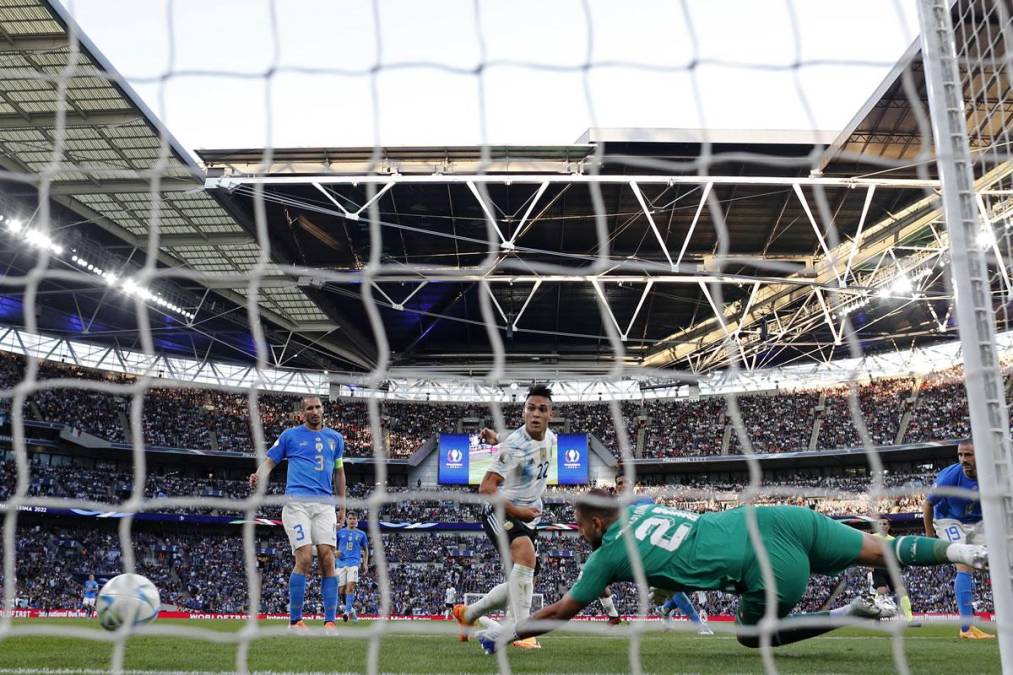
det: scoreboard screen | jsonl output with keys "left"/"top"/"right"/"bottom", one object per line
{"left": 437, "top": 432, "right": 589, "bottom": 485}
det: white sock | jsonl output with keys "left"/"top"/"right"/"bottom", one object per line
{"left": 830, "top": 605, "right": 851, "bottom": 617}
{"left": 600, "top": 594, "right": 619, "bottom": 618}
{"left": 477, "top": 616, "right": 499, "bottom": 629}
{"left": 464, "top": 581, "right": 509, "bottom": 623}
{"left": 509, "top": 564, "right": 535, "bottom": 624}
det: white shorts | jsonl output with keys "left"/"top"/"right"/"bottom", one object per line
{"left": 338, "top": 565, "right": 360, "bottom": 585}
{"left": 82, "top": 597, "right": 95, "bottom": 608}
{"left": 934, "top": 518, "right": 985, "bottom": 545}
{"left": 282, "top": 501, "right": 337, "bottom": 552}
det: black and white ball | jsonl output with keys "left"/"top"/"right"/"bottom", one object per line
{"left": 96, "top": 573, "right": 160, "bottom": 631}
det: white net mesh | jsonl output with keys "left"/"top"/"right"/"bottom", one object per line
{"left": 0, "top": 0, "right": 1010, "bottom": 673}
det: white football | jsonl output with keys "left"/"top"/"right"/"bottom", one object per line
{"left": 96, "top": 573, "right": 161, "bottom": 631}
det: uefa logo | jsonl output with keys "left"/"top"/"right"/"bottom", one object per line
{"left": 447, "top": 448, "right": 463, "bottom": 464}
{"left": 565, "top": 448, "right": 580, "bottom": 464}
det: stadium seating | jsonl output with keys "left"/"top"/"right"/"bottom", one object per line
{"left": 0, "top": 458, "right": 933, "bottom": 522}
{"left": 0, "top": 351, "right": 993, "bottom": 460}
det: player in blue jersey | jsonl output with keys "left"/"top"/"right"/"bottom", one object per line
{"left": 249, "top": 395, "right": 346, "bottom": 634}
{"left": 336, "top": 512, "right": 369, "bottom": 622}
{"left": 923, "top": 439, "right": 994, "bottom": 640}
{"left": 82, "top": 574, "right": 98, "bottom": 617}
{"left": 614, "top": 472, "right": 713, "bottom": 635}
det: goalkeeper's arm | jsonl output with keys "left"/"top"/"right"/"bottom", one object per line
{"left": 510, "top": 594, "right": 587, "bottom": 641}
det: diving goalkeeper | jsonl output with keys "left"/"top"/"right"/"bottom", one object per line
{"left": 477, "top": 490, "right": 988, "bottom": 651}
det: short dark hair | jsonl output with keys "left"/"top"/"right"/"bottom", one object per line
{"left": 526, "top": 384, "right": 552, "bottom": 401}
{"left": 575, "top": 488, "right": 620, "bottom": 521}
{"left": 302, "top": 395, "right": 322, "bottom": 409}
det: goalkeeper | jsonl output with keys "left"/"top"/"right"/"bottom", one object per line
{"left": 478, "top": 490, "right": 988, "bottom": 650}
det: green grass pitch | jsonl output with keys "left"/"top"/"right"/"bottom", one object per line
{"left": 0, "top": 619, "right": 1000, "bottom": 674}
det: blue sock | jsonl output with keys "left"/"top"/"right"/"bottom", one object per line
{"left": 955, "top": 571, "right": 974, "bottom": 631}
{"left": 322, "top": 576, "right": 338, "bottom": 623}
{"left": 673, "top": 593, "right": 702, "bottom": 625}
{"left": 345, "top": 591, "right": 356, "bottom": 614}
{"left": 662, "top": 596, "right": 679, "bottom": 613}
{"left": 289, "top": 572, "right": 306, "bottom": 624}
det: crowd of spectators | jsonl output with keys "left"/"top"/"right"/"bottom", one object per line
{"left": 1, "top": 457, "right": 938, "bottom": 525}
{"left": 818, "top": 377, "right": 915, "bottom": 449}
{"left": 906, "top": 369, "right": 972, "bottom": 443}
{"left": 3, "top": 524, "right": 992, "bottom": 618}
{"left": 641, "top": 397, "right": 725, "bottom": 457}
{"left": 0, "top": 351, "right": 994, "bottom": 461}
{"left": 561, "top": 402, "right": 641, "bottom": 455}
{"left": 727, "top": 390, "right": 820, "bottom": 454}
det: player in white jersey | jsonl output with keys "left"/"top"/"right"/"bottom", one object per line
{"left": 454, "top": 384, "right": 556, "bottom": 649}
{"left": 444, "top": 585, "right": 457, "bottom": 618}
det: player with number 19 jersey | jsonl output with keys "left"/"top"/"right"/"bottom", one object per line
{"left": 489, "top": 426, "right": 557, "bottom": 527}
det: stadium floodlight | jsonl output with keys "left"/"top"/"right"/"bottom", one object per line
{"left": 890, "top": 275, "right": 913, "bottom": 295}
{"left": 67, "top": 249, "right": 194, "bottom": 321}
{"left": 20, "top": 227, "right": 63, "bottom": 255}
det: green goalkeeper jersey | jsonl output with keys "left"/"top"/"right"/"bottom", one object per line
{"left": 568, "top": 503, "right": 866, "bottom": 619}
{"left": 569, "top": 503, "right": 750, "bottom": 605}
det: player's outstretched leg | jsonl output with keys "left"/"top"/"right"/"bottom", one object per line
{"left": 457, "top": 581, "right": 510, "bottom": 639}
{"left": 738, "top": 516, "right": 987, "bottom": 649}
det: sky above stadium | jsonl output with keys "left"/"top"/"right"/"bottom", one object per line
{"left": 57, "top": 0, "right": 920, "bottom": 157}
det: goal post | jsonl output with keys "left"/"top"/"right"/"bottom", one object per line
{"left": 918, "top": 0, "right": 1013, "bottom": 666}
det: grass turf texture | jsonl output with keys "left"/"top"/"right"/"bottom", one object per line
{"left": 0, "top": 619, "right": 999, "bottom": 674}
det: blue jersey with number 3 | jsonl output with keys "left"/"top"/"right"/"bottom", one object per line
{"left": 337, "top": 527, "right": 368, "bottom": 567}
{"left": 929, "top": 462, "right": 981, "bottom": 523}
{"left": 267, "top": 425, "right": 345, "bottom": 498}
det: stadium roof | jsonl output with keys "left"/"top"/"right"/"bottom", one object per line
{"left": 0, "top": 0, "right": 1009, "bottom": 380}
{"left": 0, "top": 0, "right": 368, "bottom": 370}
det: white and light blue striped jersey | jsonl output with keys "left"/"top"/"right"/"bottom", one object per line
{"left": 489, "top": 426, "right": 556, "bottom": 525}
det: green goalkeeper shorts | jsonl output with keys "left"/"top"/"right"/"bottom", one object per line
{"left": 736, "top": 506, "right": 864, "bottom": 625}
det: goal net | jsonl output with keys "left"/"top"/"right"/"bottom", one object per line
{"left": 0, "top": 0, "right": 1010, "bottom": 674}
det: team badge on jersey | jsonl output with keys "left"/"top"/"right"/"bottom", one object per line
{"left": 315, "top": 441, "right": 323, "bottom": 452}
{"left": 504, "top": 521, "right": 514, "bottom": 530}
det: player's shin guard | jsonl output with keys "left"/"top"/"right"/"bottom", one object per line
{"left": 955, "top": 571, "right": 974, "bottom": 631}
{"left": 322, "top": 576, "right": 338, "bottom": 623}
{"left": 673, "top": 592, "right": 702, "bottom": 625}
{"left": 509, "top": 564, "right": 535, "bottom": 624}
{"left": 464, "top": 581, "right": 510, "bottom": 623}
{"left": 289, "top": 573, "right": 307, "bottom": 624}
{"left": 889, "top": 535, "right": 950, "bottom": 565}
{"left": 600, "top": 594, "right": 619, "bottom": 618}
